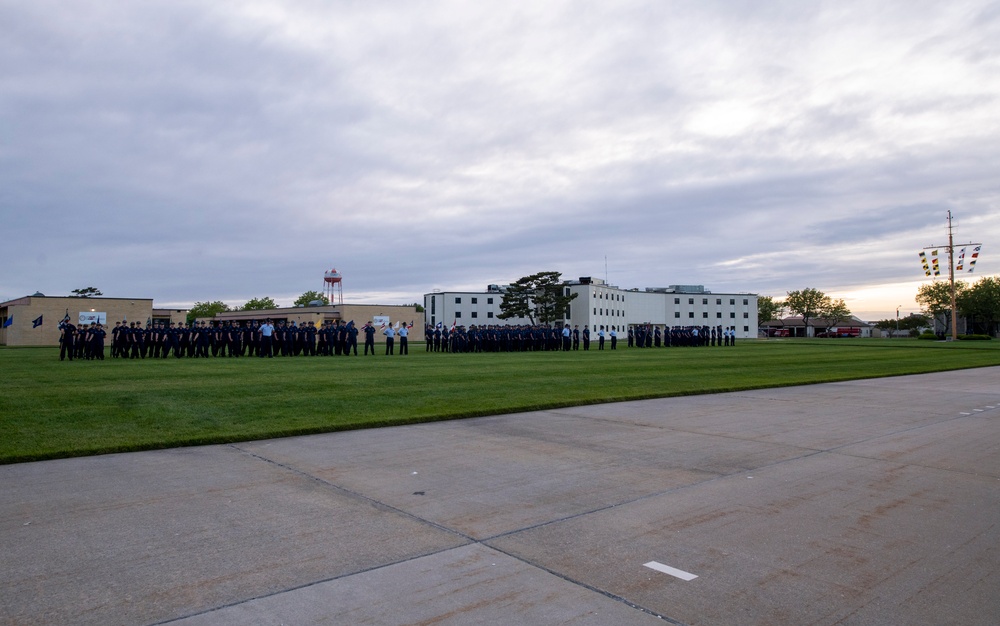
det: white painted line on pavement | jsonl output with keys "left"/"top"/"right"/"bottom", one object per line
{"left": 644, "top": 561, "right": 698, "bottom": 581}
{"left": 973, "top": 409, "right": 985, "bottom": 412}
{"left": 960, "top": 412, "right": 972, "bottom": 415}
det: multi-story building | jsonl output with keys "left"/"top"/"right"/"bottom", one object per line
{"left": 424, "top": 277, "right": 759, "bottom": 338}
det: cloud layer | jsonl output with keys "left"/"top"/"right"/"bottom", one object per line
{"left": 3, "top": 0, "right": 998, "bottom": 319}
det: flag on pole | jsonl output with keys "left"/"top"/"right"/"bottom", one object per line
{"left": 2, "top": 315, "right": 11, "bottom": 328}
{"left": 32, "top": 315, "right": 43, "bottom": 328}
{"left": 394, "top": 321, "right": 400, "bottom": 329}
{"left": 407, "top": 320, "right": 414, "bottom": 329}
{"left": 61, "top": 310, "right": 71, "bottom": 323}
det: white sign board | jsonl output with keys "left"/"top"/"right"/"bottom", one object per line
{"left": 78, "top": 312, "right": 107, "bottom": 325}
{"left": 372, "top": 315, "right": 391, "bottom": 329}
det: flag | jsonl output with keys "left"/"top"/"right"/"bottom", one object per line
{"left": 61, "top": 310, "right": 71, "bottom": 323}
{"left": 436, "top": 321, "right": 442, "bottom": 329}
{"left": 407, "top": 320, "right": 414, "bottom": 329}
{"left": 451, "top": 319, "right": 457, "bottom": 330}
{"left": 32, "top": 315, "right": 43, "bottom": 328}
{"left": 379, "top": 320, "right": 386, "bottom": 329}
{"left": 2, "top": 315, "right": 11, "bottom": 328}
{"left": 394, "top": 321, "right": 400, "bottom": 329}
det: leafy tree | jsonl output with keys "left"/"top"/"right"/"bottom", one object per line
{"left": 757, "top": 295, "right": 784, "bottom": 323}
{"left": 70, "top": 287, "right": 103, "bottom": 298}
{"left": 404, "top": 302, "right": 426, "bottom": 312}
{"left": 294, "top": 291, "right": 329, "bottom": 307}
{"left": 957, "top": 276, "right": 1000, "bottom": 336}
{"left": 784, "top": 288, "right": 828, "bottom": 336}
{"left": 818, "top": 298, "right": 852, "bottom": 334}
{"left": 916, "top": 280, "right": 967, "bottom": 335}
{"left": 187, "top": 301, "right": 231, "bottom": 323}
{"left": 241, "top": 297, "right": 278, "bottom": 311}
{"left": 498, "top": 271, "right": 578, "bottom": 325}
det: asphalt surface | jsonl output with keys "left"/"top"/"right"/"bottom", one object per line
{"left": 2, "top": 367, "right": 998, "bottom": 625}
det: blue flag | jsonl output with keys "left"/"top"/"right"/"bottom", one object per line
{"left": 32, "top": 315, "right": 43, "bottom": 328}
{"left": 2, "top": 315, "right": 12, "bottom": 328}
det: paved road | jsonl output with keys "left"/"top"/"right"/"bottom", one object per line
{"left": 3, "top": 368, "right": 998, "bottom": 625}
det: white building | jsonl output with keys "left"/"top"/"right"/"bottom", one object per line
{"left": 424, "top": 277, "right": 759, "bottom": 338}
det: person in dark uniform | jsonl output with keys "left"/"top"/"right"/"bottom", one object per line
{"left": 363, "top": 322, "right": 376, "bottom": 355}
{"left": 59, "top": 318, "right": 77, "bottom": 361}
{"left": 91, "top": 323, "right": 106, "bottom": 360}
{"left": 582, "top": 325, "right": 590, "bottom": 350}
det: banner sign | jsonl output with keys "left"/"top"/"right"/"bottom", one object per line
{"left": 372, "top": 315, "right": 390, "bottom": 329}
{"left": 78, "top": 312, "right": 107, "bottom": 325}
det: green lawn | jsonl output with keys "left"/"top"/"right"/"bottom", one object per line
{"left": 2, "top": 339, "right": 998, "bottom": 464}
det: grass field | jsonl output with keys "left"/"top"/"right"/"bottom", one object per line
{"left": 2, "top": 339, "right": 998, "bottom": 464}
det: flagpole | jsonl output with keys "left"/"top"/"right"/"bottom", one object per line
{"left": 947, "top": 211, "right": 957, "bottom": 341}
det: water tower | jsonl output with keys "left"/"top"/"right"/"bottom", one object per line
{"left": 323, "top": 269, "right": 343, "bottom": 305}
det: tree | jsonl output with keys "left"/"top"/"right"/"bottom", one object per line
{"left": 784, "top": 288, "right": 829, "bottom": 336}
{"left": 818, "top": 298, "right": 852, "bottom": 334}
{"left": 70, "top": 287, "right": 103, "bottom": 298}
{"left": 957, "top": 276, "right": 1000, "bottom": 336}
{"left": 187, "top": 301, "right": 231, "bottom": 323}
{"left": 294, "top": 291, "right": 329, "bottom": 307}
{"left": 757, "top": 295, "right": 784, "bottom": 323}
{"left": 916, "top": 280, "right": 967, "bottom": 335}
{"left": 241, "top": 297, "right": 278, "bottom": 311}
{"left": 498, "top": 271, "right": 578, "bottom": 325}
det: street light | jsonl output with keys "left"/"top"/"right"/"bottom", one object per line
{"left": 896, "top": 305, "right": 901, "bottom": 338}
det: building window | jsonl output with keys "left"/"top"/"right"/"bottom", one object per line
{"left": 471, "top": 297, "right": 477, "bottom": 304}
{"left": 743, "top": 312, "right": 749, "bottom": 318}
{"left": 703, "top": 312, "right": 709, "bottom": 318}
{"left": 488, "top": 311, "right": 494, "bottom": 318}
{"left": 487, "top": 297, "right": 493, "bottom": 304}
{"left": 716, "top": 298, "right": 722, "bottom": 305}
{"left": 689, "top": 312, "right": 694, "bottom": 318}
{"left": 456, "top": 311, "right": 462, "bottom": 318}
{"left": 717, "top": 312, "right": 722, "bottom": 318}
{"left": 730, "top": 312, "right": 736, "bottom": 318}
{"left": 703, "top": 298, "right": 708, "bottom": 305}
{"left": 471, "top": 312, "right": 478, "bottom": 318}
{"left": 743, "top": 326, "right": 749, "bottom": 332}
{"left": 455, "top": 297, "right": 461, "bottom": 304}
{"left": 675, "top": 312, "right": 681, "bottom": 318}
{"left": 743, "top": 299, "right": 749, "bottom": 305}
{"left": 689, "top": 298, "right": 694, "bottom": 305}
{"left": 730, "top": 298, "right": 735, "bottom": 305}
{"left": 674, "top": 298, "right": 680, "bottom": 304}
{"left": 431, "top": 298, "right": 436, "bottom": 314}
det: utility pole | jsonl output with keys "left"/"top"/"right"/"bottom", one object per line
{"left": 896, "top": 305, "right": 901, "bottom": 338}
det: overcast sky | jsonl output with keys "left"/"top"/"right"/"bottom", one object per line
{"left": 3, "top": 0, "right": 998, "bottom": 320}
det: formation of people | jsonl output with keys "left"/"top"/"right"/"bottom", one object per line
{"left": 57, "top": 319, "right": 412, "bottom": 360}
{"left": 57, "top": 318, "right": 736, "bottom": 361}
{"left": 422, "top": 323, "right": 738, "bottom": 353}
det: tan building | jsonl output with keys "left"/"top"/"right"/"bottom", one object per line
{"left": 0, "top": 295, "right": 160, "bottom": 347}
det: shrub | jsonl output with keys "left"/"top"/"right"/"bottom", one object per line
{"left": 917, "top": 332, "right": 938, "bottom": 340}
{"left": 957, "top": 334, "right": 992, "bottom": 341}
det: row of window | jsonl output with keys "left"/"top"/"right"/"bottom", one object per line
{"left": 677, "top": 311, "right": 750, "bottom": 319}
{"left": 676, "top": 297, "right": 750, "bottom": 306}
{"left": 454, "top": 297, "right": 494, "bottom": 305}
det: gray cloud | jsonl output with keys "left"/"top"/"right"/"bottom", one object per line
{"left": 2, "top": 0, "right": 998, "bottom": 319}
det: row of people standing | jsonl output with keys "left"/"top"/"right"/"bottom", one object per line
{"left": 628, "top": 325, "right": 739, "bottom": 348}
{"left": 59, "top": 319, "right": 412, "bottom": 360}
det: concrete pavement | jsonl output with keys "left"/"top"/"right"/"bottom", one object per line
{"left": 2, "top": 367, "right": 998, "bottom": 625}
